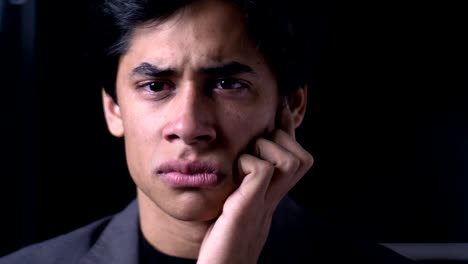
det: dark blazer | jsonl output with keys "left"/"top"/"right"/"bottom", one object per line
{"left": 0, "top": 196, "right": 417, "bottom": 263}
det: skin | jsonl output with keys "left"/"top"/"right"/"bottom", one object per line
{"left": 102, "top": 0, "right": 313, "bottom": 262}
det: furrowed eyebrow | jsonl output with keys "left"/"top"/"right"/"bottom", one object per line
{"left": 132, "top": 62, "right": 176, "bottom": 77}
{"left": 201, "top": 61, "right": 255, "bottom": 76}
{"left": 131, "top": 61, "right": 255, "bottom": 78}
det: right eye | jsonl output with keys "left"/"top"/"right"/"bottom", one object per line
{"left": 139, "top": 80, "right": 174, "bottom": 92}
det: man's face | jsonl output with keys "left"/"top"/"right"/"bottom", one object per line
{"left": 107, "top": 0, "right": 279, "bottom": 221}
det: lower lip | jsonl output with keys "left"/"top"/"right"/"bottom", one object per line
{"left": 159, "top": 172, "right": 221, "bottom": 188}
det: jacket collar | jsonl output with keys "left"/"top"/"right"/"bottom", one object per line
{"left": 76, "top": 196, "right": 305, "bottom": 263}
{"left": 79, "top": 199, "right": 140, "bottom": 264}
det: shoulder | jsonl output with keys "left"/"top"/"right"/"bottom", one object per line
{"left": 261, "top": 195, "right": 417, "bottom": 263}
{"left": 0, "top": 216, "right": 112, "bottom": 264}
{"left": 0, "top": 199, "right": 140, "bottom": 264}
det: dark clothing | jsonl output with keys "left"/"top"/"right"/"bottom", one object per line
{"left": 0, "top": 196, "right": 417, "bottom": 263}
{"left": 139, "top": 229, "right": 196, "bottom": 264}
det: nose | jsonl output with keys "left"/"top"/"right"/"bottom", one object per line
{"left": 162, "top": 86, "right": 216, "bottom": 145}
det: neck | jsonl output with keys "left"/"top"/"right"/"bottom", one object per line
{"left": 137, "top": 190, "right": 212, "bottom": 259}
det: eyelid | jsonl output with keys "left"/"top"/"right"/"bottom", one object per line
{"left": 214, "top": 77, "right": 251, "bottom": 89}
{"left": 136, "top": 79, "right": 174, "bottom": 88}
{"left": 221, "top": 76, "right": 252, "bottom": 85}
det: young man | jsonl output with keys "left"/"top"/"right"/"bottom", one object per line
{"left": 1, "top": 0, "right": 417, "bottom": 263}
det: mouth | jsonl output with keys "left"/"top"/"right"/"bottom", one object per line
{"left": 156, "top": 160, "right": 223, "bottom": 188}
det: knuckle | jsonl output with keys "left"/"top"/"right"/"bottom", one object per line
{"left": 256, "top": 160, "right": 275, "bottom": 175}
{"left": 291, "top": 157, "right": 301, "bottom": 171}
{"left": 303, "top": 152, "right": 314, "bottom": 168}
{"left": 282, "top": 155, "right": 300, "bottom": 173}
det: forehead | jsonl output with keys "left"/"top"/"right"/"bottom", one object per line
{"left": 120, "top": 0, "right": 268, "bottom": 71}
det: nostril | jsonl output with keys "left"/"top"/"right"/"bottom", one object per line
{"left": 167, "top": 134, "right": 179, "bottom": 141}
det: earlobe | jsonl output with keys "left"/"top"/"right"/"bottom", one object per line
{"left": 288, "top": 85, "right": 308, "bottom": 129}
{"left": 102, "top": 89, "right": 124, "bottom": 137}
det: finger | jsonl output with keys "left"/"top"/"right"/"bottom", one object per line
{"left": 271, "top": 130, "right": 314, "bottom": 174}
{"left": 254, "top": 138, "right": 301, "bottom": 201}
{"left": 236, "top": 153, "right": 275, "bottom": 201}
{"left": 264, "top": 131, "right": 314, "bottom": 202}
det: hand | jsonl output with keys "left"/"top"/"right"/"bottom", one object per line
{"left": 197, "top": 104, "right": 314, "bottom": 264}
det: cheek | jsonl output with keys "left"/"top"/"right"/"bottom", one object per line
{"left": 121, "top": 107, "right": 164, "bottom": 169}
{"left": 220, "top": 102, "right": 277, "bottom": 150}
{"left": 123, "top": 109, "right": 157, "bottom": 142}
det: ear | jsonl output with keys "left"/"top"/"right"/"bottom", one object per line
{"left": 102, "top": 89, "right": 124, "bottom": 137}
{"left": 287, "top": 85, "right": 308, "bottom": 129}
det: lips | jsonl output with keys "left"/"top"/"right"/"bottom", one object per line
{"left": 157, "top": 160, "right": 223, "bottom": 188}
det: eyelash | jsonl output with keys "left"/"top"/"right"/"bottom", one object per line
{"left": 212, "top": 78, "right": 249, "bottom": 90}
{"left": 138, "top": 80, "right": 174, "bottom": 93}
{"left": 137, "top": 78, "right": 250, "bottom": 96}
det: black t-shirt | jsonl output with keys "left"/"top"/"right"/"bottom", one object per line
{"left": 137, "top": 197, "right": 416, "bottom": 264}
{"left": 139, "top": 229, "right": 197, "bottom": 264}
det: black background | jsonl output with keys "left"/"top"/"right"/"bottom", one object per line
{"left": 1, "top": 0, "right": 466, "bottom": 257}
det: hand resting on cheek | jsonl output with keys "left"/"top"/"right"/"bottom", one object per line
{"left": 197, "top": 102, "right": 314, "bottom": 264}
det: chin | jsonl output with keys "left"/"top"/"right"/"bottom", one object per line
{"left": 166, "top": 190, "right": 227, "bottom": 222}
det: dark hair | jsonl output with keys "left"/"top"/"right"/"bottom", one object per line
{"left": 85, "top": 0, "right": 323, "bottom": 101}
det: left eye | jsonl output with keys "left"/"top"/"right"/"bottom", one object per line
{"left": 214, "top": 79, "right": 246, "bottom": 90}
